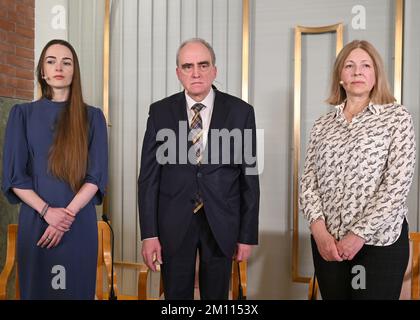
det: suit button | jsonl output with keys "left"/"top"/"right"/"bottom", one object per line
{"left": 197, "top": 172, "right": 202, "bottom": 178}
{"left": 190, "top": 199, "right": 195, "bottom": 204}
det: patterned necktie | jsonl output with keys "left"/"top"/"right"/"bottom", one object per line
{"left": 191, "top": 103, "right": 205, "bottom": 164}
{"left": 191, "top": 103, "right": 205, "bottom": 213}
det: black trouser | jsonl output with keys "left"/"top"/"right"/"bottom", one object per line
{"left": 311, "top": 220, "right": 409, "bottom": 300}
{"left": 161, "top": 209, "right": 232, "bottom": 300}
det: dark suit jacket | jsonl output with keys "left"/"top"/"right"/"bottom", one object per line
{"left": 138, "top": 88, "right": 260, "bottom": 258}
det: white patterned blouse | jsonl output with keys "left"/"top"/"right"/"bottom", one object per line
{"left": 300, "top": 102, "right": 416, "bottom": 246}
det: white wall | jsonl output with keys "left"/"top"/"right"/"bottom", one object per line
{"left": 68, "top": 0, "right": 104, "bottom": 108}
{"left": 404, "top": 0, "right": 420, "bottom": 228}
{"left": 35, "top": 0, "right": 104, "bottom": 107}
{"left": 35, "top": 0, "right": 68, "bottom": 96}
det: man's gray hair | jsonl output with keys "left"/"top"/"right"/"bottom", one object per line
{"left": 176, "top": 38, "right": 216, "bottom": 66}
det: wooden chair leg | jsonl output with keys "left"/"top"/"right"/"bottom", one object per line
{"left": 232, "top": 261, "right": 247, "bottom": 300}
{"left": 308, "top": 276, "right": 318, "bottom": 300}
{"left": 137, "top": 265, "right": 149, "bottom": 300}
{"left": 0, "top": 224, "right": 18, "bottom": 300}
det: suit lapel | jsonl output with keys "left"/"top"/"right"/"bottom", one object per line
{"left": 171, "top": 92, "right": 188, "bottom": 124}
{"left": 204, "top": 90, "right": 230, "bottom": 164}
{"left": 171, "top": 92, "right": 194, "bottom": 160}
{"left": 209, "top": 90, "right": 229, "bottom": 131}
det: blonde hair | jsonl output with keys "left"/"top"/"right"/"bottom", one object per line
{"left": 326, "top": 40, "right": 395, "bottom": 105}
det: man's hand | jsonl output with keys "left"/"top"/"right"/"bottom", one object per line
{"left": 141, "top": 238, "right": 163, "bottom": 271}
{"left": 234, "top": 243, "right": 252, "bottom": 262}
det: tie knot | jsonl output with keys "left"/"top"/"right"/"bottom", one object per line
{"left": 192, "top": 103, "right": 205, "bottom": 113}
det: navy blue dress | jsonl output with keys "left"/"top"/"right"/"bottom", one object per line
{"left": 1, "top": 98, "right": 108, "bottom": 299}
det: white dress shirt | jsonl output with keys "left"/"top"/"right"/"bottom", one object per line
{"left": 185, "top": 88, "right": 215, "bottom": 149}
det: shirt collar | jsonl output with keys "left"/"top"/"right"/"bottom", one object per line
{"left": 185, "top": 88, "right": 215, "bottom": 111}
{"left": 333, "top": 100, "right": 385, "bottom": 118}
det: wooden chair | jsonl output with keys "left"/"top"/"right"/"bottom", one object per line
{"left": 307, "top": 275, "right": 318, "bottom": 300}
{"left": 97, "top": 222, "right": 248, "bottom": 300}
{"left": 410, "top": 232, "right": 420, "bottom": 300}
{"left": 0, "top": 224, "right": 19, "bottom": 300}
{"left": 96, "top": 221, "right": 151, "bottom": 300}
{"left": 0, "top": 222, "right": 151, "bottom": 300}
{"left": 1, "top": 222, "right": 247, "bottom": 300}
{"left": 307, "top": 232, "right": 420, "bottom": 300}
{"left": 90, "top": 221, "right": 248, "bottom": 300}
{"left": 231, "top": 260, "right": 247, "bottom": 300}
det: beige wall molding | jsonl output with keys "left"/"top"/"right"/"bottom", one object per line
{"left": 292, "top": 23, "right": 343, "bottom": 283}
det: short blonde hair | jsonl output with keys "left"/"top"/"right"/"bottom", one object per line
{"left": 326, "top": 40, "right": 395, "bottom": 105}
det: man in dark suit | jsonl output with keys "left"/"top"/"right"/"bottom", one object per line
{"left": 138, "top": 38, "right": 259, "bottom": 299}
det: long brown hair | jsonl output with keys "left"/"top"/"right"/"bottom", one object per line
{"left": 36, "top": 39, "right": 88, "bottom": 192}
{"left": 326, "top": 40, "right": 395, "bottom": 105}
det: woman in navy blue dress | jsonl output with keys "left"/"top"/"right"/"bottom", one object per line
{"left": 1, "top": 39, "right": 108, "bottom": 299}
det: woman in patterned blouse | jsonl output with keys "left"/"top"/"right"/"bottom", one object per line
{"left": 300, "top": 40, "right": 416, "bottom": 299}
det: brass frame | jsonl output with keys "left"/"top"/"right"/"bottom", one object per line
{"left": 242, "top": 0, "right": 250, "bottom": 103}
{"left": 103, "top": 0, "right": 110, "bottom": 126}
{"left": 394, "top": 0, "right": 404, "bottom": 103}
{"left": 292, "top": 23, "right": 343, "bottom": 283}
{"left": 102, "top": 0, "right": 111, "bottom": 215}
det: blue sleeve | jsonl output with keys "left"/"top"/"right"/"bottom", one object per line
{"left": 85, "top": 108, "right": 108, "bottom": 205}
{"left": 1, "top": 104, "right": 33, "bottom": 204}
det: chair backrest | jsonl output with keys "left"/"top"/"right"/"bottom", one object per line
{"left": 96, "top": 220, "right": 151, "bottom": 300}
{"left": 0, "top": 224, "right": 19, "bottom": 300}
{"left": 308, "top": 276, "right": 318, "bottom": 300}
{"left": 0, "top": 221, "right": 131, "bottom": 300}
{"left": 2, "top": 222, "right": 246, "bottom": 300}
{"left": 232, "top": 260, "right": 247, "bottom": 300}
{"left": 410, "top": 232, "right": 420, "bottom": 300}
{"left": 97, "top": 221, "right": 248, "bottom": 300}
{"left": 96, "top": 221, "right": 118, "bottom": 299}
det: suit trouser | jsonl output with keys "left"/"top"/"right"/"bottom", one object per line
{"left": 311, "top": 219, "right": 409, "bottom": 300}
{"left": 161, "top": 209, "right": 232, "bottom": 300}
